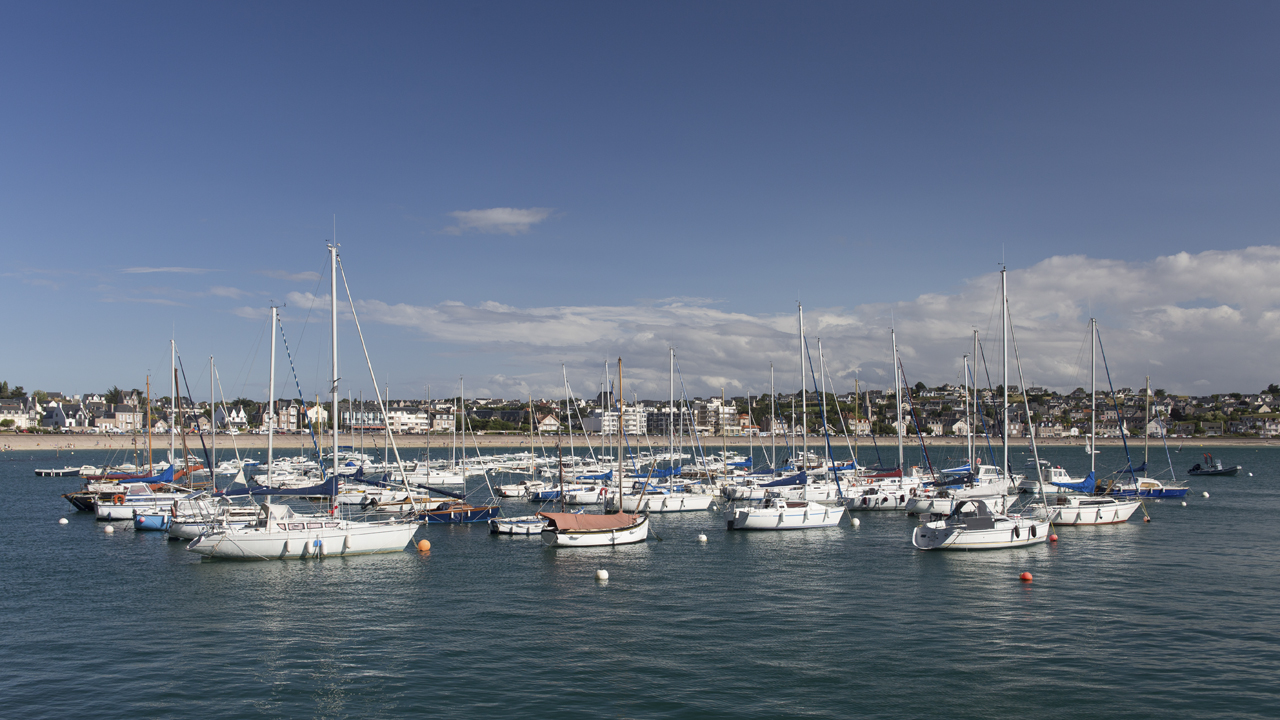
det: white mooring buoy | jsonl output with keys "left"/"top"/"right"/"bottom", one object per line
{"left": 697, "top": 534, "right": 707, "bottom": 543}
{"left": 1249, "top": 473, "right": 1253, "bottom": 477}
{"left": 104, "top": 525, "right": 115, "bottom": 534}
{"left": 595, "top": 569, "right": 609, "bottom": 582}
{"left": 1181, "top": 501, "right": 1187, "bottom": 507}
{"left": 852, "top": 517, "right": 861, "bottom": 527}
{"left": 1202, "top": 491, "right": 1210, "bottom": 498}
{"left": 58, "top": 518, "right": 69, "bottom": 525}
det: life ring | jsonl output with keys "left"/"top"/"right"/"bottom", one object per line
{"left": 112, "top": 494, "right": 125, "bottom": 505}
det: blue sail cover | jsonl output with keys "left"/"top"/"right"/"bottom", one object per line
{"left": 941, "top": 463, "right": 972, "bottom": 475}
{"left": 761, "top": 471, "right": 807, "bottom": 487}
{"left": 575, "top": 470, "right": 613, "bottom": 481}
{"left": 830, "top": 461, "right": 858, "bottom": 471}
{"left": 729, "top": 457, "right": 753, "bottom": 467}
{"left": 1050, "top": 470, "right": 1096, "bottom": 494}
{"left": 144, "top": 466, "right": 176, "bottom": 484}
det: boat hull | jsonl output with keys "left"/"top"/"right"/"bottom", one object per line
{"left": 616, "top": 493, "right": 715, "bottom": 513}
{"left": 725, "top": 502, "right": 843, "bottom": 530}
{"left": 489, "top": 516, "right": 548, "bottom": 535}
{"left": 186, "top": 520, "right": 419, "bottom": 559}
{"left": 1048, "top": 497, "right": 1141, "bottom": 525}
{"left": 540, "top": 515, "right": 649, "bottom": 547}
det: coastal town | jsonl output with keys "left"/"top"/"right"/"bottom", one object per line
{"left": 4, "top": 378, "right": 1280, "bottom": 440}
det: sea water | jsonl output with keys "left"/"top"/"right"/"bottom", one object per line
{"left": 2, "top": 443, "right": 1278, "bottom": 719}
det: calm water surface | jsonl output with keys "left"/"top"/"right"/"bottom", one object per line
{"left": 2, "top": 443, "right": 1277, "bottom": 719}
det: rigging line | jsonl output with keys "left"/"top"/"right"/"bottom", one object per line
{"left": 896, "top": 356, "right": 937, "bottom": 480}
{"left": 212, "top": 364, "right": 242, "bottom": 464}
{"left": 175, "top": 353, "right": 213, "bottom": 476}
{"left": 276, "top": 318, "right": 327, "bottom": 483}
{"left": 231, "top": 316, "right": 268, "bottom": 403}
{"left": 291, "top": 255, "right": 329, "bottom": 350}
{"left": 336, "top": 255, "right": 415, "bottom": 512}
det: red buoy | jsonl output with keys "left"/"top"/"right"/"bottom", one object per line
{"left": 1143, "top": 516, "right": 1151, "bottom": 523}
{"left": 1019, "top": 572, "right": 1033, "bottom": 583}
{"left": 1049, "top": 534, "right": 1058, "bottom": 542}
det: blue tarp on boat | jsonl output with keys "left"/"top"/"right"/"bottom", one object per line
{"left": 1050, "top": 470, "right": 1096, "bottom": 494}
{"left": 575, "top": 470, "right": 613, "bottom": 481}
{"left": 760, "top": 471, "right": 807, "bottom": 487}
{"left": 729, "top": 457, "right": 753, "bottom": 468}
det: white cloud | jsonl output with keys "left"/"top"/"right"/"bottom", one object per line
{"left": 441, "top": 207, "right": 553, "bottom": 235}
{"left": 210, "top": 286, "right": 250, "bottom": 299}
{"left": 343, "top": 246, "right": 1280, "bottom": 400}
{"left": 120, "top": 266, "right": 213, "bottom": 274}
{"left": 257, "top": 270, "right": 321, "bottom": 282}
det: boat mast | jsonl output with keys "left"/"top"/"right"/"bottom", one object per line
{"left": 170, "top": 338, "right": 176, "bottom": 465}
{"left": 972, "top": 329, "right": 978, "bottom": 468}
{"left": 799, "top": 303, "right": 807, "bottom": 470}
{"left": 669, "top": 348, "right": 675, "bottom": 471}
{"left": 963, "top": 351, "right": 971, "bottom": 470}
{"left": 892, "top": 328, "right": 902, "bottom": 469}
{"left": 818, "top": 337, "right": 829, "bottom": 468}
{"left": 528, "top": 394, "right": 534, "bottom": 473}
{"left": 1090, "top": 317, "right": 1096, "bottom": 475}
{"left": 1144, "top": 375, "right": 1151, "bottom": 466}
{"left": 267, "top": 306, "right": 276, "bottom": 478}
{"left": 329, "top": 241, "right": 339, "bottom": 483}
{"left": 563, "top": 365, "right": 574, "bottom": 461}
{"left": 210, "top": 357, "right": 215, "bottom": 486}
{"left": 616, "top": 358, "right": 624, "bottom": 514}
{"left": 770, "top": 363, "right": 776, "bottom": 469}
{"left": 1001, "top": 266, "right": 1008, "bottom": 480}
{"left": 146, "top": 375, "right": 152, "bottom": 474}
{"left": 721, "top": 387, "right": 727, "bottom": 483}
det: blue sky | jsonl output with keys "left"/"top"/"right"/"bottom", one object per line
{"left": 3, "top": 2, "right": 1280, "bottom": 403}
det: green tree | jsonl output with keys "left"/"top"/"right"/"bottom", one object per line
{"left": 0, "top": 419, "right": 14, "bottom": 429}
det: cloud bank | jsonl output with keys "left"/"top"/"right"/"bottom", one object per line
{"left": 229, "top": 247, "right": 1280, "bottom": 401}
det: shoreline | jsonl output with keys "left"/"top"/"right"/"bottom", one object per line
{"left": 3, "top": 432, "right": 1277, "bottom": 452}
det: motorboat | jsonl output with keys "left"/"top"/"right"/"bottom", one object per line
{"left": 488, "top": 514, "right": 548, "bottom": 535}
{"left": 912, "top": 498, "right": 1049, "bottom": 550}
{"left": 1188, "top": 453, "right": 1241, "bottom": 477}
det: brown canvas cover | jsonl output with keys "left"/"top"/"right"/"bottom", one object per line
{"left": 537, "top": 512, "right": 637, "bottom": 531}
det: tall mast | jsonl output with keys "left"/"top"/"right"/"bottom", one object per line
{"left": 616, "top": 358, "right": 624, "bottom": 513}
{"left": 170, "top": 338, "right": 176, "bottom": 464}
{"left": 770, "top": 363, "right": 776, "bottom": 469}
{"left": 1001, "top": 266, "right": 1009, "bottom": 479}
{"left": 963, "top": 352, "right": 971, "bottom": 469}
{"left": 892, "top": 328, "right": 903, "bottom": 469}
{"left": 669, "top": 348, "right": 675, "bottom": 470}
{"left": 721, "top": 387, "right": 727, "bottom": 482}
{"left": 329, "top": 242, "right": 339, "bottom": 482}
{"left": 818, "top": 337, "right": 828, "bottom": 466}
{"left": 799, "top": 303, "right": 807, "bottom": 469}
{"left": 972, "top": 329, "right": 979, "bottom": 467}
{"left": 1144, "top": 375, "right": 1151, "bottom": 466}
{"left": 1090, "top": 317, "right": 1096, "bottom": 475}
{"left": 210, "top": 357, "right": 215, "bottom": 486}
{"left": 145, "top": 375, "right": 152, "bottom": 474}
{"left": 267, "top": 306, "right": 276, "bottom": 477}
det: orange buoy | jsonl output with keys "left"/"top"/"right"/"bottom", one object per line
{"left": 1019, "top": 572, "right": 1033, "bottom": 583}
{"left": 417, "top": 539, "right": 431, "bottom": 553}
{"left": 1049, "top": 534, "right": 1058, "bottom": 542}
{"left": 1143, "top": 516, "right": 1150, "bottom": 523}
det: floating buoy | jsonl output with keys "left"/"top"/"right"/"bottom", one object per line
{"left": 1202, "top": 491, "right": 1210, "bottom": 498}
{"left": 1019, "top": 572, "right": 1033, "bottom": 583}
{"left": 595, "top": 569, "right": 609, "bottom": 582}
{"left": 1049, "top": 534, "right": 1058, "bottom": 542}
{"left": 416, "top": 539, "right": 431, "bottom": 553}
{"left": 1143, "top": 516, "right": 1151, "bottom": 522}
{"left": 851, "top": 517, "right": 861, "bottom": 527}
{"left": 1248, "top": 473, "right": 1253, "bottom": 477}
{"left": 697, "top": 534, "right": 707, "bottom": 543}
{"left": 104, "top": 525, "right": 115, "bottom": 534}
{"left": 1181, "top": 501, "right": 1187, "bottom": 507}
{"left": 58, "top": 518, "right": 68, "bottom": 525}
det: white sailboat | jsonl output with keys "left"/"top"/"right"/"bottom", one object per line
{"left": 188, "top": 244, "right": 419, "bottom": 560}
{"left": 540, "top": 358, "right": 649, "bottom": 547}
{"left": 913, "top": 267, "right": 1048, "bottom": 550}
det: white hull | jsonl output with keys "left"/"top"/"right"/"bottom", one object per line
{"left": 540, "top": 515, "right": 649, "bottom": 547}
{"left": 615, "top": 492, "right": 715, "bottom": 513}
{"left": 725, "top": 500, "right": 844, "bottom": 530}
{"left": 186, "top": 505, "right": 419, "bottom": 559}
{"left": 488, "top": 515, "right": 548, "bottom": 535}
{"left": 1047, "top": 497, "right": 1141, "bottom": 525}
{"left": 906, "top": 492, "right": 1013, "bottom": 516}
{"left": 912, "top": 500, "right": 1049, "bottom": 550}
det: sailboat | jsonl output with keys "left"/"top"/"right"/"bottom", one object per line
{"left": 539, "top": 359, "right": 649, "bottom": 547}
{"left": 724, "top": 305, "right": 845, "bottom": 531}
{"left": 187, "top": 243, "right": 420, "bottom": 560}
{"left": 913, "top": 267, "right": 1048, "bottom": 550}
